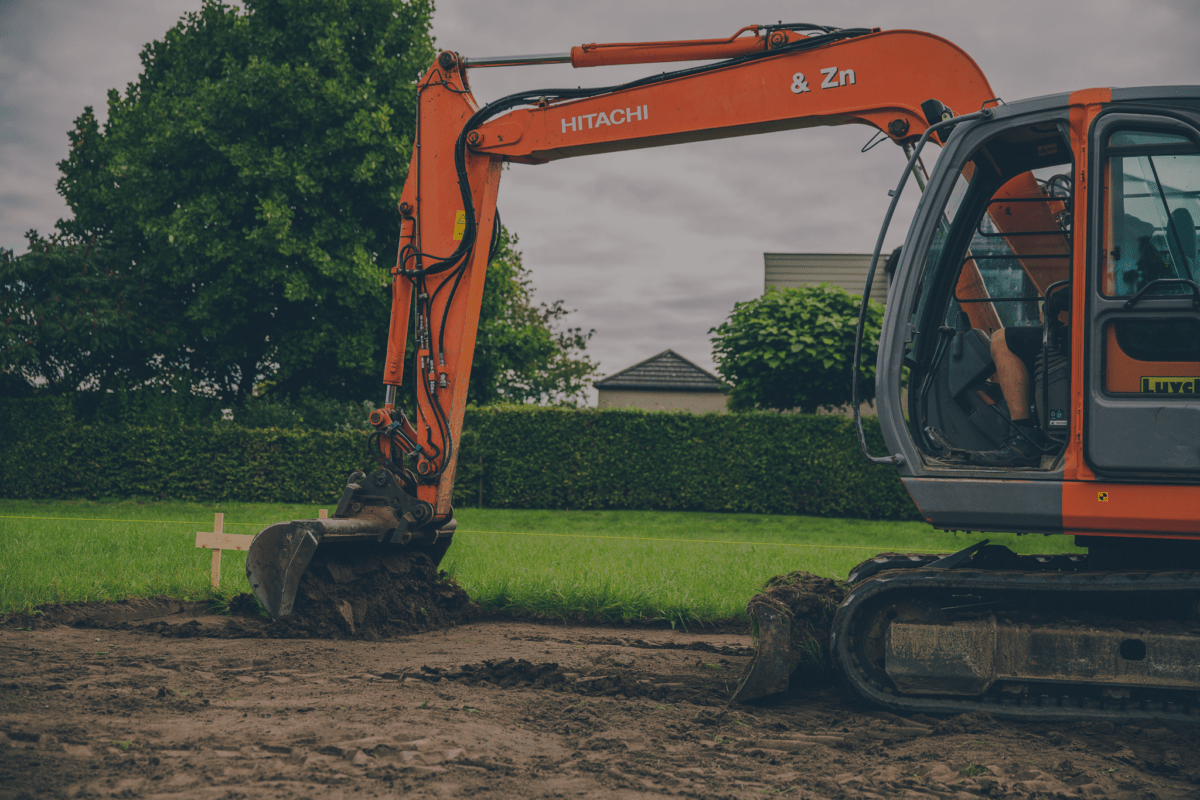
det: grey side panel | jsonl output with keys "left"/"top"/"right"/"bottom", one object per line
{"left": 903, "top": 478, "right": 1063, "bottom": 535}
{"left": 1089, "top": 400, "right": 1200, "bottom": 473}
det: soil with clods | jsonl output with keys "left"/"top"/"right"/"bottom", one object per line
{"left": 5, "top": 602, "right": 1200, "bottom": 798}
{"left": 267, "top": 543, "right": 479, "bottom": 639}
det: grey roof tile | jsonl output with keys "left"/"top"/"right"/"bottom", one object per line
{"left": 594, "top": 350, "right": 726, "bottom": 392}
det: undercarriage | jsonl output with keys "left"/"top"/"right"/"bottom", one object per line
{"left": 832, "top": 545, "right": 1200, "bottom": 723}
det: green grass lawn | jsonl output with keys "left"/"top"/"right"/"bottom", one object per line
{"left": 0, "top": 499, "right": 1083, "bottom": 624}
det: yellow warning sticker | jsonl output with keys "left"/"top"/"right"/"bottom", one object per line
{"left": 1140, "top": 376, "right": 1197, "bottom": 394}
{"left": 1098, "top": 491, "right": 1109, "bottom": 502}
{"left": 452, "top": 210, "right": 466, "bottom": 241}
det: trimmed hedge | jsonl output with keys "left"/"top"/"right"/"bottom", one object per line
{"left": 0, "top": 403, "right": 918, "bottom": 520}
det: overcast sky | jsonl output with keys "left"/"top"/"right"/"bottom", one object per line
{"left": 3, "top": 0, "right": 1199, "bottom": 396}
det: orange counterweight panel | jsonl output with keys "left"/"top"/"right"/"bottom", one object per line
{"left": 1063, "top": 481, "right": 1200, "bottom": 537}
{"left": 988, "top": 174, "right": 1071, "bottom": 295}
{"left": 955, "top": 261, "right": 1003, "bottom": 333}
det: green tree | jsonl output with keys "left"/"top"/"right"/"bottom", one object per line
{"left": 55, "top": 0, "right": 436, "bottom": 403}
{"left": 709, "top": 283, "right": 885, "bottom": 413}
{"left": 0, "top": 232, "right": 186, "bottom": 396}
{"left": 469, "top": 229, "right": 598, "bottom": 406}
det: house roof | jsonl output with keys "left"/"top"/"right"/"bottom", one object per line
{"left": 594, "top": 350, "right": 727, "bottom": 393}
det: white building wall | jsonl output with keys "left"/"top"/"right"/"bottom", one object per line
{"left": 764, "top": 252, "right": 889, "bottom": 302}
{"left": 597, "top": 389, "right": 729, "bottom": 414}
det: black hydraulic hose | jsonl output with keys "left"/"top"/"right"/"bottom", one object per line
{"left": 851, "top": 106, "right": 997, "bottom": 466}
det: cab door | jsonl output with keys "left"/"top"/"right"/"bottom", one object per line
{"left": 1086, "top": 112, "right": 1200, "bottom": 475}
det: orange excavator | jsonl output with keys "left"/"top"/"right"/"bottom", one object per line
{"left": 247, "top": 24, "right": 1200, "bottom": 721}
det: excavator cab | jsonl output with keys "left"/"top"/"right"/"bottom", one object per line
{"left": 874, "top": 95, "right": 1200, "bottom": 528}
{"left": 901, "top": 116, "right": 1076, "bottom": 473}
{"left": 820, "top": 95, "right": 1200, "bottom": 720}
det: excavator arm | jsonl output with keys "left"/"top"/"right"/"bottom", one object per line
{"left": 248, "top": 24, "right": 1010, "bottom": 619}
{"left": 380, "top": 26, "right": 1002, "bottom": 521}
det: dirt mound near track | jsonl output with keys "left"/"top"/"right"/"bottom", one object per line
{"left": 267, "top": 543, "right": 479, "bottom": 639}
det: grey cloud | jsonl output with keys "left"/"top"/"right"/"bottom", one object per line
{"left": 4, "top": 0, "right": 1199, "bottom": 390}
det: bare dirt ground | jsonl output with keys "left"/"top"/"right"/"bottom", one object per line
{"left": 4, "top": 602, "right": 1200, "bottom": 799}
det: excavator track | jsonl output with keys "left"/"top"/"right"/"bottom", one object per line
{"left": 832, "top": 558, "right": 1200, "bottom": 724}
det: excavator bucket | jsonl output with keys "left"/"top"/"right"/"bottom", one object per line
{"left": 247, "top": 513, "right": 396, "bottom": 619}
{"left": 245, "top": 469, "right": 453, "bottom": 621}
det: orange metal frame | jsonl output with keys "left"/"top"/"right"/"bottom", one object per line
{"left": 380, "top": 28, "right": 999, "bottom": 519}
{"left": 376, "top": 27, "right": 1199, "bottom": 537}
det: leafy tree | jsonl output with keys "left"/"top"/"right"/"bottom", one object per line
{"left": 36, "top": 0, "right": 596, "bottom": 409}
{"left": 0, "top": 232, "right": 186, "bottom": 396}
{"left": 469, "top": 229, "right": 598, "bottom": 406}
{"left": 710, "top": 283, "right": 885, "bottom": 413}
{"left": 55, "top": 0, "right": 437, "bottom": 403}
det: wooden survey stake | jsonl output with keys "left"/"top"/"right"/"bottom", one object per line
{"left": 196, "top": 512, "right": 252, "bottom": 589}
{"left": 195, "top": 510, "right": 327, "bottom": 589}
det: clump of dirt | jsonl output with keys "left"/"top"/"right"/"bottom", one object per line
{"left": 749, "top": 570, "right": 848, "bottom": 671}
{"left": 225, "top": 592, "right": 264, "bottom": 618}
{"left": 420, "top": 659, "right": 567, "bottom": 689}
{"left": 933, "top": 710, "right": 998, "bottom": 735}
{"left": 268, "top": 543, "right": 479, "bottom": 640}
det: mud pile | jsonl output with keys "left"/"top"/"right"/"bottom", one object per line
{"left": 749, "top": 570, "right": 848, "bottom": 672}
{"left": 268, "top": 543, "right": 479, "bottom": 639}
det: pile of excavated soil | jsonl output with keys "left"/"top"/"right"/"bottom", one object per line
{"left": 746, "top": 570, "right": 848, "bottom": 672}
{"left": 267, "top": 543, "right": 479, "bottom": 639}
{"left": 48, "top": 545, "right": 481, "bottom": 641}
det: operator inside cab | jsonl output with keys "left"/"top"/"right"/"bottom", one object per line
{"left": 970, "top": 288, "right": 1070, "bottom": 468}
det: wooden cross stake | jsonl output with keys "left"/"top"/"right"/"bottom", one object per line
{"left": 194, "top": 510, "right": 326, "bottom": 589}
{"left": 195, "top": 512, "right": 253, "bottom": 589}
